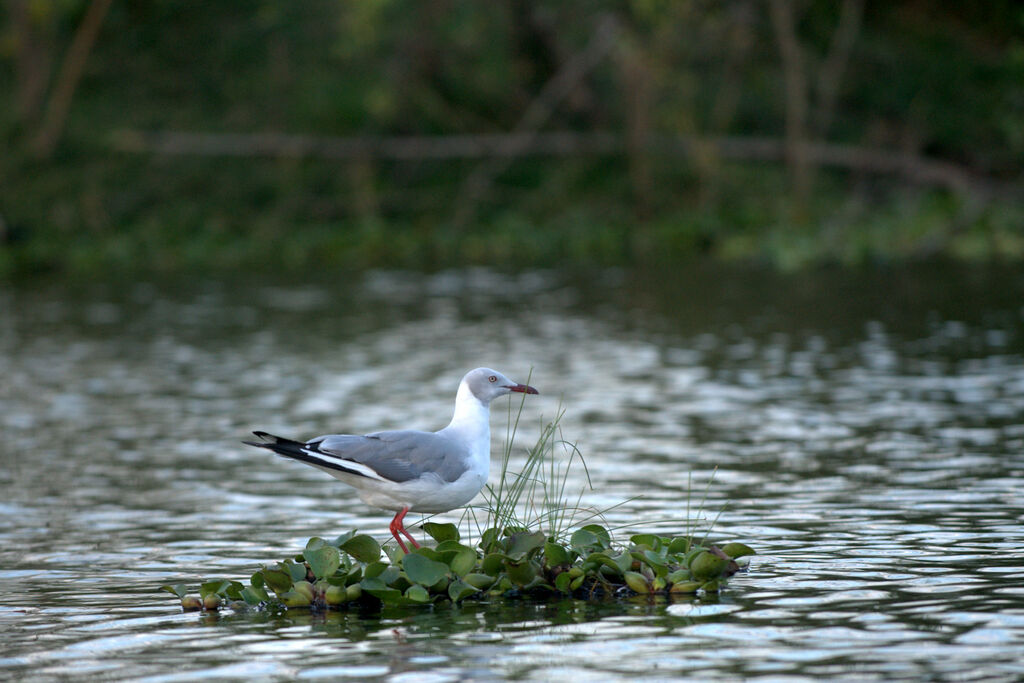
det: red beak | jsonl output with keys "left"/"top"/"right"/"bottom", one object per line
{"left": 507, "top": 383, "right": 539, "bottom": 395}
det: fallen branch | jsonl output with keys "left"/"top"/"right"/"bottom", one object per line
{"left": 109, "top": 128, "right": 997, "bottom": 196}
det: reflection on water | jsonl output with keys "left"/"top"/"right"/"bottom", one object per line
{"left": 2, "top": 265, "right": 1023, "bottom": 681}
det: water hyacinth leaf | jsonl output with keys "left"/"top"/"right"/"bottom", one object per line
{"left": 463, "top": 573, "right": 496, "bottom": 590}
{"left": 405, "top": 584, "right": 431, "bottom": 603}
{"left": 411, "top": 546, "right": 445, "bottom": 563}
{"left": 280, "top": 560, "right": 308, "bottom": 582}
{"left": 329, "top": 529, "right": 357, "bottom": 547}
{"left": 579, "top": 525, "right": 611, "bottom": 549}
{"left": 544, "top": 542, "right": 571, "bottom": 567}
{"left": 402, "top": 553, "right": 449, "bottom": 587}
{"left": 281, "top": 589, "right": 312, "bottom": 607}
{"left": 624, "top": 571, "right": 650, "bottom": 594}
{"left": 504, "top": 559, "right": 537, "bottom": 587}
{"left": 160, "top": 584, "right": 188, "bottom": 599}
{"left": 261, "top": 568, "right": 293, "bottom": 594}
{"left": 669, "top": 581, "right": 702, "bottom": 594}
{"left": 305, "top": 537, "right": 328, "bottom": 552}
{"left": 721, "top": 542, "right": 755, "bottom": 559}
{"left": 479, "top": 527, "right": 499, "bottom": 552}
{"left": 701, "top": 579, "right": 720, "bottom": 593}
{"left": 341, "top": 534, "right": 381, "bottom": 563}
{"left": 554, "top": 571, "right": 574, "bottom": 593}
{"left": 199, "top": 580, "right": 232, "bottom": 599}
{"left": 667, "top": 536, "right": 691, "bottom": 555}
{"left": 435, "top": 539, "right": 470, "bottom": 553}
{"left": 360, "top": 577, "right": 402, "bottom": 602}
{"left": 180, "top": 595, "right": 202, "bottom": 611}
{"left": 324, "top": 583, "right": 349, "bottom": 605}
{"left": 363, "top": 561, "right": 387, "bottom": 580}
{"left": 421, "top": 522, "right": 459, "bottom": 543}
{"left": 224, "top": 581, "right": 245, "bottom": 600}
{"left": 305, "top": 545, "right": 341, "bottom": 580}
{"left": 642, "top": 550, "right": 669, "bottom": 577}
{"left": 448, "top": 579, "right": 479, "bottom": 602}
{"left": 570, "top": 528, "right": 599, "bottom": 552}
{"left": 481, "top": 553, "right": 506, "bottom": 577}
{"left": 250, "top": 572, "right": 265, "bottom": 590}
{"left": 611, "top": 551, "right": 634, "bottom": 574}
{"left": 378, "top": 565, "right": 402, "bottom": 586}
{"left": 630, "top": 533, "right": 661, "bottom": 550}
{"left": 383, "top": 543, "right": 405, "bottom": 564}
{"left": 667, "top": 568, "right": 691, "bottom": 584}
{"left": 690, "top": 551, "right": 729, "bottom": 581}
{"left": 505, "top": 530, "right": 546, "bottom": 560}
{"left": 449, "top": 547, "right": 478, "bottom": 578}
{"left": 240, "top": 586, "right": 266, "bottom": 605}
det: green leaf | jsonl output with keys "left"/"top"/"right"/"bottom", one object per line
{"left": 329, "top": 530, "right": 357, "bottom": 547}
{"left": 341, "top": 534, "right": 381, "bottom": 563}
{"left": 363, "top": 561, "right": 388, "bottom": 579}
{"left": 667, "top": 536, "right": 691, "bottom": 555}
{"left": 160, "top": 584, "right": 188, "bottom": 599}
{"left": 554, "top": 571, "right": 574, "bottom": 593}
{"left": 250, "top": 571, "right": 265, "bottom": 590}
{"left": 580, "top": 524, "right": 611, "bottom": 549}
{"left": 479, "top": 527, "right": 500, "bottom": 552}
{"left": 199, "top": 580, "right": 232, "bottom": 599}
{"left": 544, "top": 542, "right": 571, "bottom": 567}
{"left": 505, "top": 530, "right": 546, "bottom": 560}
{"left": 624, "top": 571, "right": 650, "bottom": 594}
{"left": 280, "top": 589, "right": 312, "bottom": 607}
{"left": 630, "top": 533, "right": 661, "bottom": 550}
{"left": 410, "top": 546, "right": 445, "bottom": 563}
{"left": 669, "top": 581, "right": 702, "bottom": 594}
{"left": 504, "top": 558, "right": 537, "bottom": 587}
{"left": 449, "top": 547, "right": 478, "bottom": 578}
{"left": 305, "top": 537, "right": 328, "bottom": 552}
{"left": 570, "top": 528, "right": 599, "bottom": 552}
{"left": 422, "top": 522, "right": 459, "bottom": 543}
{"left": 611, "top": 551, "right": 634, "bottom": 574}
{"left": 405, "top": 584, "right": 432, "bottom": 603}
{"left": 481, "top": 552, "right": 506, "bottom": 576}
{"left": 223, "top": 581, "right": 245, "bottom": 601}
{"left": 720, "top": 542, "right": 755, "bottom": 559}
{"left": 690, "top": 551, "right": 729, "bottom": 581}
{"left": 447, "top": 579, "right": 479, "bottom": 602}
{"left": 642, "top": 549, "right": 668, "bottom": 570}
{"left": 402, "top": 553, "right": 450, "bottom": 587}
{"left": 360, "top": 577, "right": 403, "bottom": 602}
{"left": 280, "top": 559, "right": 308, "bottom": 582}
{"left": 305, "top": 545, "right": 341, "bottom": 580}
{"left": 463, "top": 573, "right": 496, "bottom": 590}
{"left": 240, "top": 586, "right": 267, "bottom": 605}
{"left": 261, "top": 568, "right": 293, "bottom": 594}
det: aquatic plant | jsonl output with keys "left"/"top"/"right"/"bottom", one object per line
{"left": 161, "top": 525, "right": 754, "bottom": 611}
{"left": 162, "top": 401, "right": 754, "bottom": 612}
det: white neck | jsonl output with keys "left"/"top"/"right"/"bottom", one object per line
{"left": 439, "top": 382, "right": 492, "bottom": 464}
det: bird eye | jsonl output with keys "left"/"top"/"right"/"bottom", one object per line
{"left": 488, "top": 375, "right": 497, "bottom": 383}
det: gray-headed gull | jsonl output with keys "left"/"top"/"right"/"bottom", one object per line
{"left": 245, "top": 368, "right": 538, "bottom": 552}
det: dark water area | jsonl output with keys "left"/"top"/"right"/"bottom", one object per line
{"left": 2, "top": 263, "right": 1023, "bottom": 681}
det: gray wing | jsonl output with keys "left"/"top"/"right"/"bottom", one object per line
{"left": 310, "top": 430, "right": 469, "bottom": 483}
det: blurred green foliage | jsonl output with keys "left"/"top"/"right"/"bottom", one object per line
{"left": 0, "top": 0, "right": 1021, "bottom": 275}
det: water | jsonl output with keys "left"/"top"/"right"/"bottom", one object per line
{"left": 2, "top": 264, "right": 1023, "bottom": 681}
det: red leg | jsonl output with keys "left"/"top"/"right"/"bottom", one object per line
{"left": 389, "top": 506, "right": 420, "bottom": 552}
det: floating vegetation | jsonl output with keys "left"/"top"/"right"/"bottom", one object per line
{"left": 164, "top": 401, "right": 753, "bottom": 612}
{"left": 161, "top": 524, "right": 754, "bottom": 612}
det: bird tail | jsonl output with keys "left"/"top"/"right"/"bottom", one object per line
{"left": 243, "top": 431, "right": 369, "bottom": 479}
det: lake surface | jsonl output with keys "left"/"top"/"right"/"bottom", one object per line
{"left": 2, "top": 264, "right": 1023, "bottom": 681}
